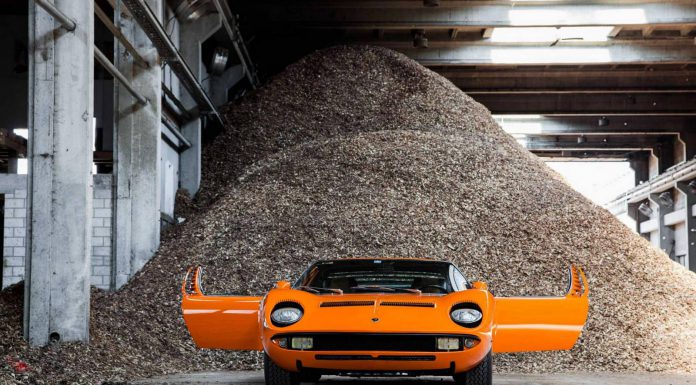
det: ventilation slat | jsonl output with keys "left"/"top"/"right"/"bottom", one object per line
{"left": 320, "top": 301, "right": 375, "bottom": 307}
{"left": 381, "top": 301, "right": 435, "bottom": 308}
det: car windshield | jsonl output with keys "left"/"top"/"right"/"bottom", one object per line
{"left": 295, "top": 259, "right": 456, "bottom": 294}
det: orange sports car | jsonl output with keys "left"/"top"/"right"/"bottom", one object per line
{"left": 182, "top": 258, "right": 589, "bottom": 385}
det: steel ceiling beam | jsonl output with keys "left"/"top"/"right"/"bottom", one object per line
{"left": 496, "top": 116, "right": 696, "bottom": 135}
{"left": 523, "top": 134, "right": 677, "bottom": 151}
{"left": 531, "top": 150, "right": 650, "bottom": 160}
{"left": 389, "top": 42, "right": 696, "bottom": 66}
{"left": 471, "top": 91, "right": 696, "bottom": 115}
{"left": 442, "top": 69, "right": 696, "bottom": 92}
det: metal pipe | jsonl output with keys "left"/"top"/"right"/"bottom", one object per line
{"left": 94, "top": 47, "right": 149, "bottom": 106}
{"left": 162, "top": 117, "right": 193, "bottom": 150}
{"left": 94, "top": 2, "right": 149, "bottom": 68}
{"left": 120, "top": 0, "right": 224, "bottom": 127}
{"left": 34, "top": 0, "right": 76, "bottom": 31}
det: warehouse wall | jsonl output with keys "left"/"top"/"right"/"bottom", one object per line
{"left": 1, "top": 176, "right": 26, "bottom": 288}
{"left": 1, "top": 174, "right": 114, "bottom": 290}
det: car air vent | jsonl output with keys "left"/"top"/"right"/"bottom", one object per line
{"left": 320, "top": 301, "right": 375, "bottom": 307}
{"left": 381, "top": 301, "right": 435, "bottom": 308}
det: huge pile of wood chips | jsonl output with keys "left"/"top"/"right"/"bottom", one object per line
{"left": 1, "top": 46, "right": 695, "bottom": 384}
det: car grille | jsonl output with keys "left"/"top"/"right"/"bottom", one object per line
{"left": 278, "top": 333, "right": 471, "bottom": 352}
{"left": 315, "top": 354, "right": 436, "bottom": 361}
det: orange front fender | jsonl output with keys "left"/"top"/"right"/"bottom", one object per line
{"left": 492, "top": 265, "right": 589, "bottom": 353}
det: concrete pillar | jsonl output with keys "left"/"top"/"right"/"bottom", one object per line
{"left": 676, "top": 181, "right": 696, "bottom": 273}
{"left": 7, "top": 159, "right": 18, "bottom": 174}
{"left": 627, "top": 202, "right": 649, "bottom": 240}
{"left": 649, "top": 192, "right": 675, "bottom": 257}
{"left": 25, "top": 0, "right": 94, "bottom": 345}
{"left": 679, "top": 131, "right": 696, "bottom": 161}
{"left": 654, "top": 141, "right": 675, "bottom": 174}
{"left": 211, "top": 64, "right": 244, "bottom": 108}
{"left": 178, "top": 14, "right": 221, "bottom": 196}
{"left": 629, "top": 155, "right": 649, "bottom": 186}
{"left": 112, "top": 0, "right": 162, "bottom": 288}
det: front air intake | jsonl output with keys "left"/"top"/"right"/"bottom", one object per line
{"left": 320, "top": 301, "right": 375, "bottom": 307}
{"left": 381, "top": 301, "right": 435, "bottom": 308}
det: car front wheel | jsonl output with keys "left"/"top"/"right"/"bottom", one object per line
{"left": 264, "top": 353, "right": 300, "bottom": 385}
{"left": 453, "top": 350, "right": 492, "bottom": 385}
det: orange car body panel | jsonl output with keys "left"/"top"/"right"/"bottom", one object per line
{"left": 181, "top": 263, "right": 589, "bottom": 374}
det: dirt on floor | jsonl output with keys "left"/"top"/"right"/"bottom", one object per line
{"left": 1, "top": 46, "right": 695, "bottom": 385}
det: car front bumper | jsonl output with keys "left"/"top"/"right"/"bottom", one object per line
{"left": 264, "top": 332, "right": 491, "bottom": 375}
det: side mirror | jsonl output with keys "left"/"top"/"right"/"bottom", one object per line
{"left": 276, "top": 280, "right": 291, "bottom": 289}
{"left": 471, "top": 281, "right": 488, "bottom": 290}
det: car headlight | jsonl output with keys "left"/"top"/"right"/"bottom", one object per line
{"left": 451, "top": 308, "right": 482, "bottom": 325}
{"left": 271, "top": 303, "right": 303, "bottom": 326}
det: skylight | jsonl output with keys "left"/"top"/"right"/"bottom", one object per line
{"left": 489, "top": 26, "right": 615, "bottom": 43}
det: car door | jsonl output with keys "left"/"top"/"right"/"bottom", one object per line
{"left": 181, "top": 267, "right": 263, "bottom": 350}
{"left": 492, "top": 265, "right": 589, "bottom": 353}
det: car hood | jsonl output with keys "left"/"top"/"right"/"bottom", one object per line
{"left": 263, "top": 290, "right": 492, "bottom": 334}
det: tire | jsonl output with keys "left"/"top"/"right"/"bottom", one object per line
{"left": 300, "top": 372, "right": 322, "bottom": 383}
{"left": 453, "top": 351, "right": 492, "bottom": 385}
{"left": 264, "top": 353, "right": 300, "bottom": 385}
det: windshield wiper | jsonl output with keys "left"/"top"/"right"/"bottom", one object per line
{"left": 393, "top": 287, "right": 422, "bottom": 294}
{"left": 297, "top": 286, "right": 343, "bottom": 294}
{"left": 350, "top": 285, "right": 420, "bottom": 294}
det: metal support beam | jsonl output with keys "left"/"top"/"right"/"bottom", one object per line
{"left": 26, "top": 0, "right": 93, "bottom": 345}
{"left": 94, "top": 47, "right": 148, "bottom": 106}
{"left": 94, "top": 2, "right": 148, "bottom": 68}
{"left": 676, "top": 181, "right": 696, "bottom": 273}
{"left": 120, "top": 0, "right": 224, "bottom": 126}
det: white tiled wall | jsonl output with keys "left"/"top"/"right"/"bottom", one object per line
{"left": 1, "top": 188, "right": 26, "bottom": 287}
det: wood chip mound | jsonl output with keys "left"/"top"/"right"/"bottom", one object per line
{"left": 1, "top": 45, "right": 695, "bottom": 384}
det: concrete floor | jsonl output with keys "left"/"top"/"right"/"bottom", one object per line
{"left": 133, "top": 370, "right": 696, "bottom": 385}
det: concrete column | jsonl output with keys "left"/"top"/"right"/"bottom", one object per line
{"left": 654, "top": 141, "right": 675, "bottom": 174}
{"left": 113, "top": 0, "right": 162, "bottom": 288}
{"left": 178, "top": 14, "right": 221, "bottom": 196}
{"left": 627, "top": 202, "right": 649, "bottom": 240}
{"left": 676, "top": 181, "right": 696, "bottom": 273}
{"left": 649, "top": 192, "right": 675, "bottom": 257}
{"left": 7, "top": 159, "right": 18, "bottom": 174}
{"left": 629, "top": 156, "right": 649, "bottom": 186}
{"left": 679, "top": 131, "right": 696, "bottom": 161}
{"left": 211, "top": 64, "right": 244, "bottom": 108}
{"left": 25, "top": 0, "right": 94, "bottom": 345}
